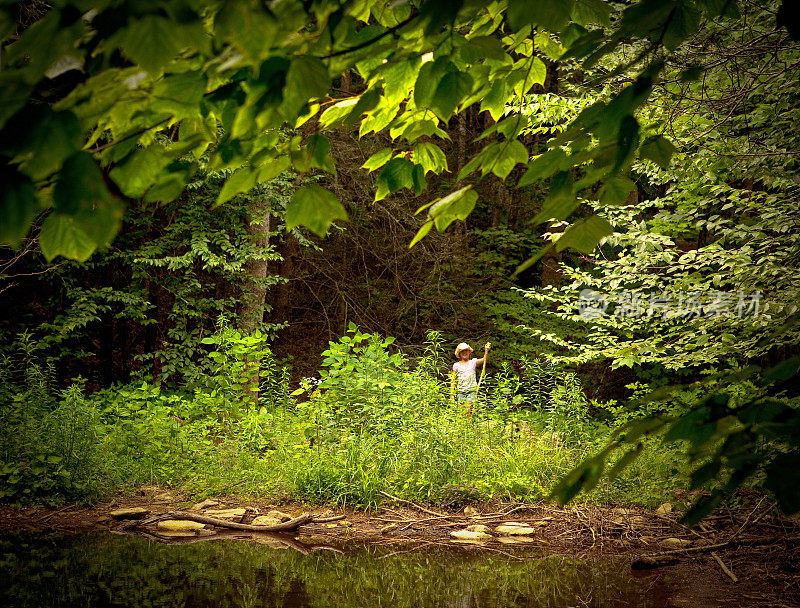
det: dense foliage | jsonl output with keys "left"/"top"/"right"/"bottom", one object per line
{"left": 1, "top": 0, "right": 798, "bottom": 518}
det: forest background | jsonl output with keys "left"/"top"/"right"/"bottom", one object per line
{"left": 0, "top": 0, "right": 798, "bottom": 520}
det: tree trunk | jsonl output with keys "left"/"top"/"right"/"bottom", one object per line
{"left": 240, "top": 199, "right": 270, "bottom": 333}
{"left": 240, "top": 198, "right": 270, "bottom": 403}
{"left": 541, "top": 224, "right": 564, "bottom": 287}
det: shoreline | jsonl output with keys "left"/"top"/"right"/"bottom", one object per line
{"left": 2, "top": 488, "right": 799, "bottom": 606}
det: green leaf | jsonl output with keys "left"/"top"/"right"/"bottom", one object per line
{"left": 555, "top": 215, "right": 614, "bottom": 253}
{"left": 0, "top": 74, "right": 32, "bottom": 132}
{"left": 409, "top": 220, "right": 434, "bottom": 249}
{"left": 0, "top": 164, "right": 38, "bottom": 247}
{"left": 53, "top": 152, "right": 123, "bottom": 247}
{"left": 363, "top": 148, "right": 393, "bottom": 172}
{"left": 639, "top": 135, "right": 677, "bottom": 169}
{"left": 412, "top": 142, "right": 448, "bottom": 174}
{"left": 116, "top": 16, "right": 181, "bottom": 74}
{"left": 489, "top": 139, "right": 529, "bottom": 180}
{"left": 468, "top": 36, "right": 509, "bottom": 63}
{"left": 696, "top": 0, "right": 740, "bottom": 19}
{"left": 110, "top": 146, "right": 173, "bottom": 199}
{"left": 5, "top": 8, "right": 85, "bottom": 80}
{"left": 533, "top": 171, "right": 576, "bottom": 222}
{"left": 375, "top": 158, "right": 415, "bottom": 201}
{"left": 481, "top": 79, "right": 507, "bottom": 121}
{"left": 535, "top": 31, "right": 566, "bottom": 60}
{"left": 418, "top": 0, "right": 465, "bottom": 35}
{"left": 607, "top": 444, "right": 643, "bottom": 479}
{"left": 681, "top": 490, "right": 724, "bottom": 525}
{"left": 515, "top": 57, "right": 547, "bottom": 95}
{"left": 662, "top": 2, "right": 701, "bottom": 50}
{"left": 39, "top": 213, "right": 96, "bottom": 262}
{"left": 285, "top": 185, "right": 348, "bottom": 237}
{"left": 663, "top": 407, "right": 712, "bottom": 443}
{"left": 255, "top": 155, "right": 290, "bottom": 182}
{"left": 614, "top": 115, "right": 640, "bottom": 170}
{"left": 411, "top": 163, "right": 427, "bottom": 195}
{"left": 53, "top": 152, "right": 109, "bottom": 215}
{"left": 598, "top": 175, "right": 637, "bottom": 205}
{"left": 305, "top": 135, "right": 336, "bottom": 174}
{"left": 550, "top": 454, "right": 605, "bottom": 505}
{"left": 281, "top": 57, "right": 330, "bottom": 121}
{"left": 413, "top": 57, "right": 450, "bottom": 110}
{"left": 427, "top": 186, "right": 479, "bottom": 232}
{"left": 507, "top": 0, "right": 574, "bottom": 32}
{"left": 571, "top": 0, "right": 613, "bottom": 27}
{"left": 518, "top": 149, "right": 568, "bottom": 186}
{"left": 214, "top": 2, "right": 278, "bottom": 60}
{"left": 3, "top": 107, "right": 82, "bottom": 181}
{"left": 0, "top": 7, "right": 13, "bottom": 41}
{"left": 320, "top": 97, "right": 361, "bottom": 127}
{"left": 513, "top": 244, "right": 551, "bottom": 275}
{"left": 150, "top": 71, "right": 207, "bottom": 120}
{"left": 216, "top": 167, "right": 257, "bottom": 205}
{"left": 760, "top": 356, "right": 800, "bottom": 386}
{"left": 431, "top": 69, "right": 474, "bottom": 120}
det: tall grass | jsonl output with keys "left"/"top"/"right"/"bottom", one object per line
{"left": 0, "top": 327, "right": 687, "bottom": 507}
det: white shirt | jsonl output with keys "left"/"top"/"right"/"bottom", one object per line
{"left": 452, "top": 359, "right": 478, "bottom": 392}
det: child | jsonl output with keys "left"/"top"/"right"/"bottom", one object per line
{"left": 451, "top": 342, "right": 491, "bottom": 403}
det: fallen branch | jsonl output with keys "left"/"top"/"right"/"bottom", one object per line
{"left": 711, "top": 551, "right": 738, "bottom": 582}
{"left": 116, "top": 511, "right": 313, "bottom": 532}
{"left": 378, "top": 491, "right": 447, "bottom": 517}
{"left": 313, "top": 515, "right": 347, "bottom": 524}
{"left": 170, "top": 511, "right": 314, "bottom": 531}
{"left": 35, "top": 504, "right": 76, "bottom": 524}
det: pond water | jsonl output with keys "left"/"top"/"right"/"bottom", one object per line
{"left": 0, "top": 532, "right": 669, "bottom": 607}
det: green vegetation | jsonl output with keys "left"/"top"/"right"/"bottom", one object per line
{"left": 0, "top": 326, "right": 685, "bottom": 508}
{"left": 1, "top": 0, "right": 798, "bottom": 519}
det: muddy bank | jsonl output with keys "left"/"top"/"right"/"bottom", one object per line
{"left": 2, "top": 488, "right": 799, "bottom": 607}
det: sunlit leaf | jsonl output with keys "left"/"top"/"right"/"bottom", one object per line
{"left": 426, "top": 186, "right": 479, "bottom": 232}
{"left": 412, "top": 142, "right": 448, "bottom": 174}
{"left": 409, "top": 220, "right": 433, "bottom": 248}
{"left": 362, "top": 148, "right": 393, "bottom": 172}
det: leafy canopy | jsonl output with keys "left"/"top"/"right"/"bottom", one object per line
{"left": 0, "top": 0, "right": 757, "bottom": 260}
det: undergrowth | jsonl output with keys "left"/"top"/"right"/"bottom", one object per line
{"left": 0, "top": 326, "right": 688, "bottom": 508}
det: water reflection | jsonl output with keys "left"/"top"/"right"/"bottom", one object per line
{"left": 0, "top": 532, "right": 667, "bottom": 607}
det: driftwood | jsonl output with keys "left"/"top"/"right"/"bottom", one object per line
{"left": 113, "top": 510, "right": 348, "bottom": 533}
{"left": 115, "top": 511, "right": 313, "bottom": 532}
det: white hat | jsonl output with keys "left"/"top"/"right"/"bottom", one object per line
{"left": 455, "top": 342, "right": 473, "bottom": 357}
